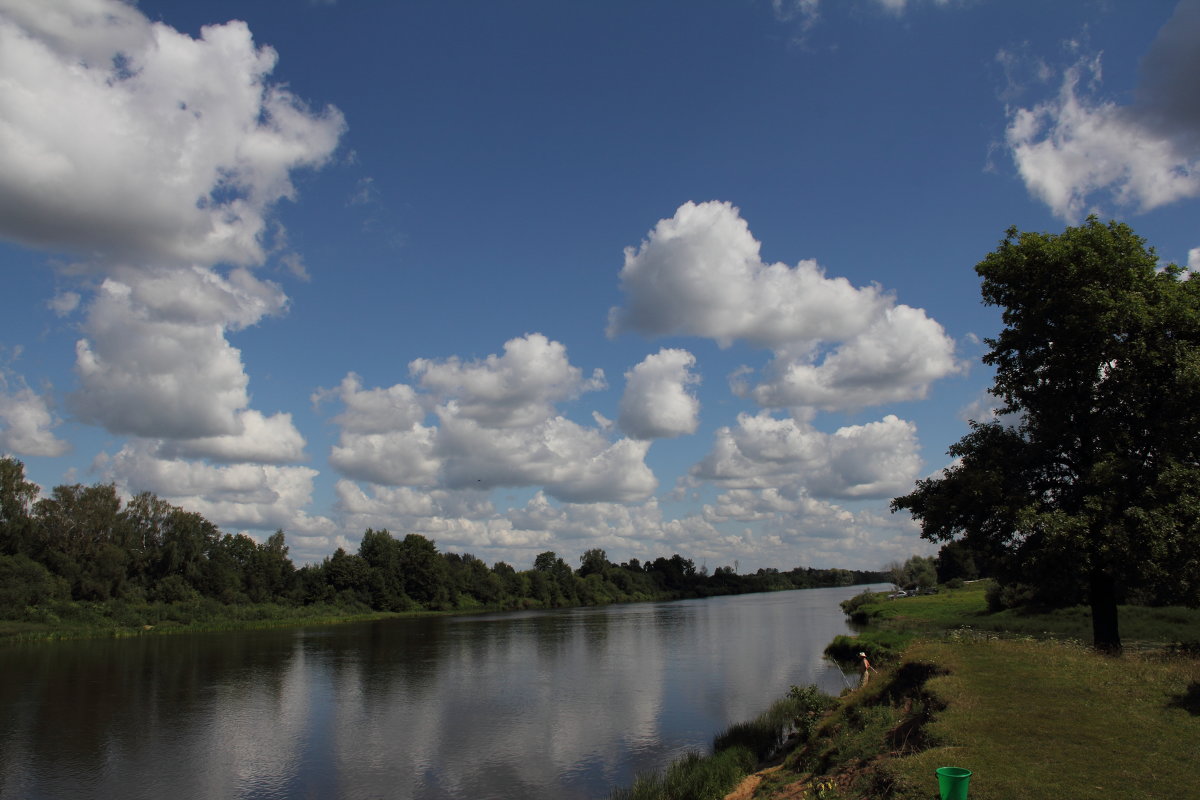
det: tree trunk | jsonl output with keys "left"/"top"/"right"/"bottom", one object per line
{"left": 1089, "top": 571, "right": 1122, "bottom": 654}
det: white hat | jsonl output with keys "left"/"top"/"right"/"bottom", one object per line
{"left": 858, "top": 652, "right": 866, "bottom": 657}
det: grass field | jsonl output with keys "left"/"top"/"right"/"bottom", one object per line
{"left": 846, "top": 580, "right": 1200, "bottom": 648}
{"left": 748, "top": 582, "right": 1200, "bottom": 800}
{"left": 879, "top": 636, "right": 1200, "bottom": 799}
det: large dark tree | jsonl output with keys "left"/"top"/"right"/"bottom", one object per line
{"left": 893, "top": 218, "right": 1200, "bottom": 652}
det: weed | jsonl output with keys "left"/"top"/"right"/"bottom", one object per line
{"left": 609, "top": 747, "right": 754, "bottom": 800}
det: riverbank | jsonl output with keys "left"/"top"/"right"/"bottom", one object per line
{"left": 728, "top": 582, "right": 1200, "bottom": 799}
{"left": 0, "top": 599, "right": 416, "bottom": 642}
{"left": 0, "top": 580, "right": 887, "bottom": 644}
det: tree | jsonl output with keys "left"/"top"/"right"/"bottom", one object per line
{"left": 890, "top": 555, "right": 936, "bottom": 591}
{"left": 533, "top": 551, "right": 560, "bottom": 572}
{"left": 397, "top": 533, "right": 449, "bottom": 608}
{"left": 358, "top": 528, "right": 408, "bottom": 610}
{"left": 0, "top": 457, "right": 39, "bottom": 556}
{"left": 935, "top": 541, "right": 980, "bottom": 583}
{"left": 893, "top": 218, "right": 1200, "bottom": 652}
{"left": 577, "top": 548, "right": 611, "bottom": 578}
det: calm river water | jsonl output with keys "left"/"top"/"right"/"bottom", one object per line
{"left": 0, "top": 584, "right": 879, "bottom": 800}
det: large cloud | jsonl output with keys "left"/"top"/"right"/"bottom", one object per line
{"left": 324, "top": 334, "right": 657, "bottom": 506}
{"left": 411, "top": 334, "right": 605, "bottom": 428}
{"left": 608, "top": 201, "right": 888, "bottom": 348}
{"left": 0, "top": 0, "right": 343, "bottom": 543}
{"left": 618, "top": 348, "right": 701, "bottom": 440}
{"left": 1006, "top": 0, "right": 1200, "bottom": 220}
{"left": 702, "top": 487, "right": 932, "bottom": 567}
{"left": 0, "top": 0, "right": 345, "bottom": 266}
{"left": 156, "top": 410, "right": 307, "bottom": 464}
{"left": 71, "top": 267, "right": 288, "bottom": 440}
{"left": 608, "top": 201, "right": 961, "bottom": 412}
{"left": 749, "top": 305, "right": 960, "bottom": 410}
{"left": 690, "top": 411, "right": 921, "bottom": 500}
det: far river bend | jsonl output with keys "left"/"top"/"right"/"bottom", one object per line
{"left": 0, "top": 583, "right": 883, "bottom": 800}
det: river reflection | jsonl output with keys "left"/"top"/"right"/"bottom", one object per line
{"left": 0, "top": 584, "right": 882, "bottom": 800}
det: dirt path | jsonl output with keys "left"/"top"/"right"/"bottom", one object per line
{"left": 723, "top": 765, "right": 815, "bottom": 800}
{"left": 723, "top": 766, "right": 773, "bottom": 800}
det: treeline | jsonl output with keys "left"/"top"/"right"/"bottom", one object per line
{"left": 0, "top": 457, "right": 886, "bottom": 620}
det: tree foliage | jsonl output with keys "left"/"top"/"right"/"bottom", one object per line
{"left": 893, "top": 219, "right": 1200, "bottom": 651}
{"left": 0, "top": 456, "right": 889, "bottom": 624}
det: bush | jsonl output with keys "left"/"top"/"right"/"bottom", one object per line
{"left": 839, "top": 590, "right": 884, "bottom": 615}
{"left": 610, "top": 748, "right": 756, "bottom": 800}
{"left": 788, "top": 683, "right": 837, "bottom": 739}
{"left": 824, "top": 631, "right": 910, "bottom": 669}
{"left": 0, "top": 554, "right": 68, "bottom": 612}
{"left": 153, "top": 575, "right": 201, "bottom": 604}
{"left": 985, "top": 581, "right": 1038, "bottom": 612}
{"left": 712, "top": 687, "right": 830, "bottom": 761}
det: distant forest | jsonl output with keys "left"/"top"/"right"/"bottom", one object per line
{"left": 0, "top": 457, "right": 886, "bottom": 621}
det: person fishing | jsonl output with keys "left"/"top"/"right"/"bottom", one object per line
{"left": 858, "top": 651, "right": 877, "bottom": 687}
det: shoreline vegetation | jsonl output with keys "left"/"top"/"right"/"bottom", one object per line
{"left": 0, "top": 456, "right": 886, "bottom": 643}
{"left": 611, "top": 580, "right": 1200, "bottom": 800}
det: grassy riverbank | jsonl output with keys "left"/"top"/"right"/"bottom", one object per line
{"left": 746, "top": 582, "right": 1200, "bottom": 800}
{"left": 0, "top": 598, "right": 411, "bottom": 641}
{"left": 609, "top": 581, "right": 1200, "bottom": 800}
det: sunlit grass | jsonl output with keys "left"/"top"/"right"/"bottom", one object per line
{"left": 850, "top": 581, "right": 1200, "bottom": 647}
{"left": 879, "top": 637, "right": 1200, "bottom": 800}
{"left": 756, "top": 583, "right": 1200, "bottom": 800}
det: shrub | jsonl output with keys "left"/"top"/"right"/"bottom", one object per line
{"left": 153, "top": 575, "right": 200, "bottom": 604}
{"left": 824, "top": 631, "right": 910, "bottom": 669}
{"left": 789, "top": 683, "right": 837, "bottom": 738}
{"left": 0, "top": 554, "right": 68, "bottom": 612}
{"left": 610, "top": 747, "right": 755, "bottom": 800}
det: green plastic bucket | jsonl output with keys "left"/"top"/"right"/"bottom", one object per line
{"left": 935, "top": 766, "right": 972, "bottom": 800}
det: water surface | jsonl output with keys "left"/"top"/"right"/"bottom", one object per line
{"left": 0, "top": 584, "right": 878, "bottom": 799}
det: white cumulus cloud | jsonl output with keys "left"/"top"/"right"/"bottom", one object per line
{"left": 1006, "top": 0, "right": 1200, "bottom": 220}
{"left": 618, "top": 348, "right": 701, "bottom": 440}
{"left": 0, "top": 0, "right": 345, "bottom": 266}
{"left": 324, "top": 334, "right": 657, "bottom": 506}
{"left": 690, "top": 411, "right": 921, "bottom": 500}
{"left": 609, "top": 201, "right": 960, "bottom": 413}
{"left": 157, "top": 410, "right": 307, "bottom": 464}
{"left": 0, "top": 0, "right": 343, "bottom": 509}
{"left": 411, "top": 333, "right": 605, "bottom": 428}
{"left": 71, "top": 267, "right": 289, "bottom": 442}
{"left": 105, "top": 441, "right": 335, "bottom": 535}
{"left": 0, "top": 371, "right": 70, "bottom": 457}
{"left": 749, "top": 305, "right": 960, "bottom": 410}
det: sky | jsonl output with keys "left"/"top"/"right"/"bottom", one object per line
{"left": 2, "top": 0, "right": 1199, "bottom": 574}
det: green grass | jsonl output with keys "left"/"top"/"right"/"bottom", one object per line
{"left": 610, "top": 686, "right": 835, "bottom": 800}
{"left": 611, "top": 748, "right": 757, "bottom": 800}
{"left": 0, "top": 599, "right": 408, "bottom": 642}
{"left": 752, "top": 583, "right": 1200, "bottom": 800}
{"left": 878, "top": 637, "right": 1200, "bottom": 800}
{"left": 848, "top": 581, "right": 1200, "bottom": 648}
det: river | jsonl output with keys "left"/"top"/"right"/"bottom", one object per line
{"left": 0, "top": 584, "right": 879, "bottom": 800}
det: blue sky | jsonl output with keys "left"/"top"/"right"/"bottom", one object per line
{"left": 2, "top": 0, "right": 1198, "bottom": 572}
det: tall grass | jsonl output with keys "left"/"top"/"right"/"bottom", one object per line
{"left": 610, "top": 748, "right": 756, "bottom": 800}
{"left": 610, "top": 685, "right": 834, "bottom": 800}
